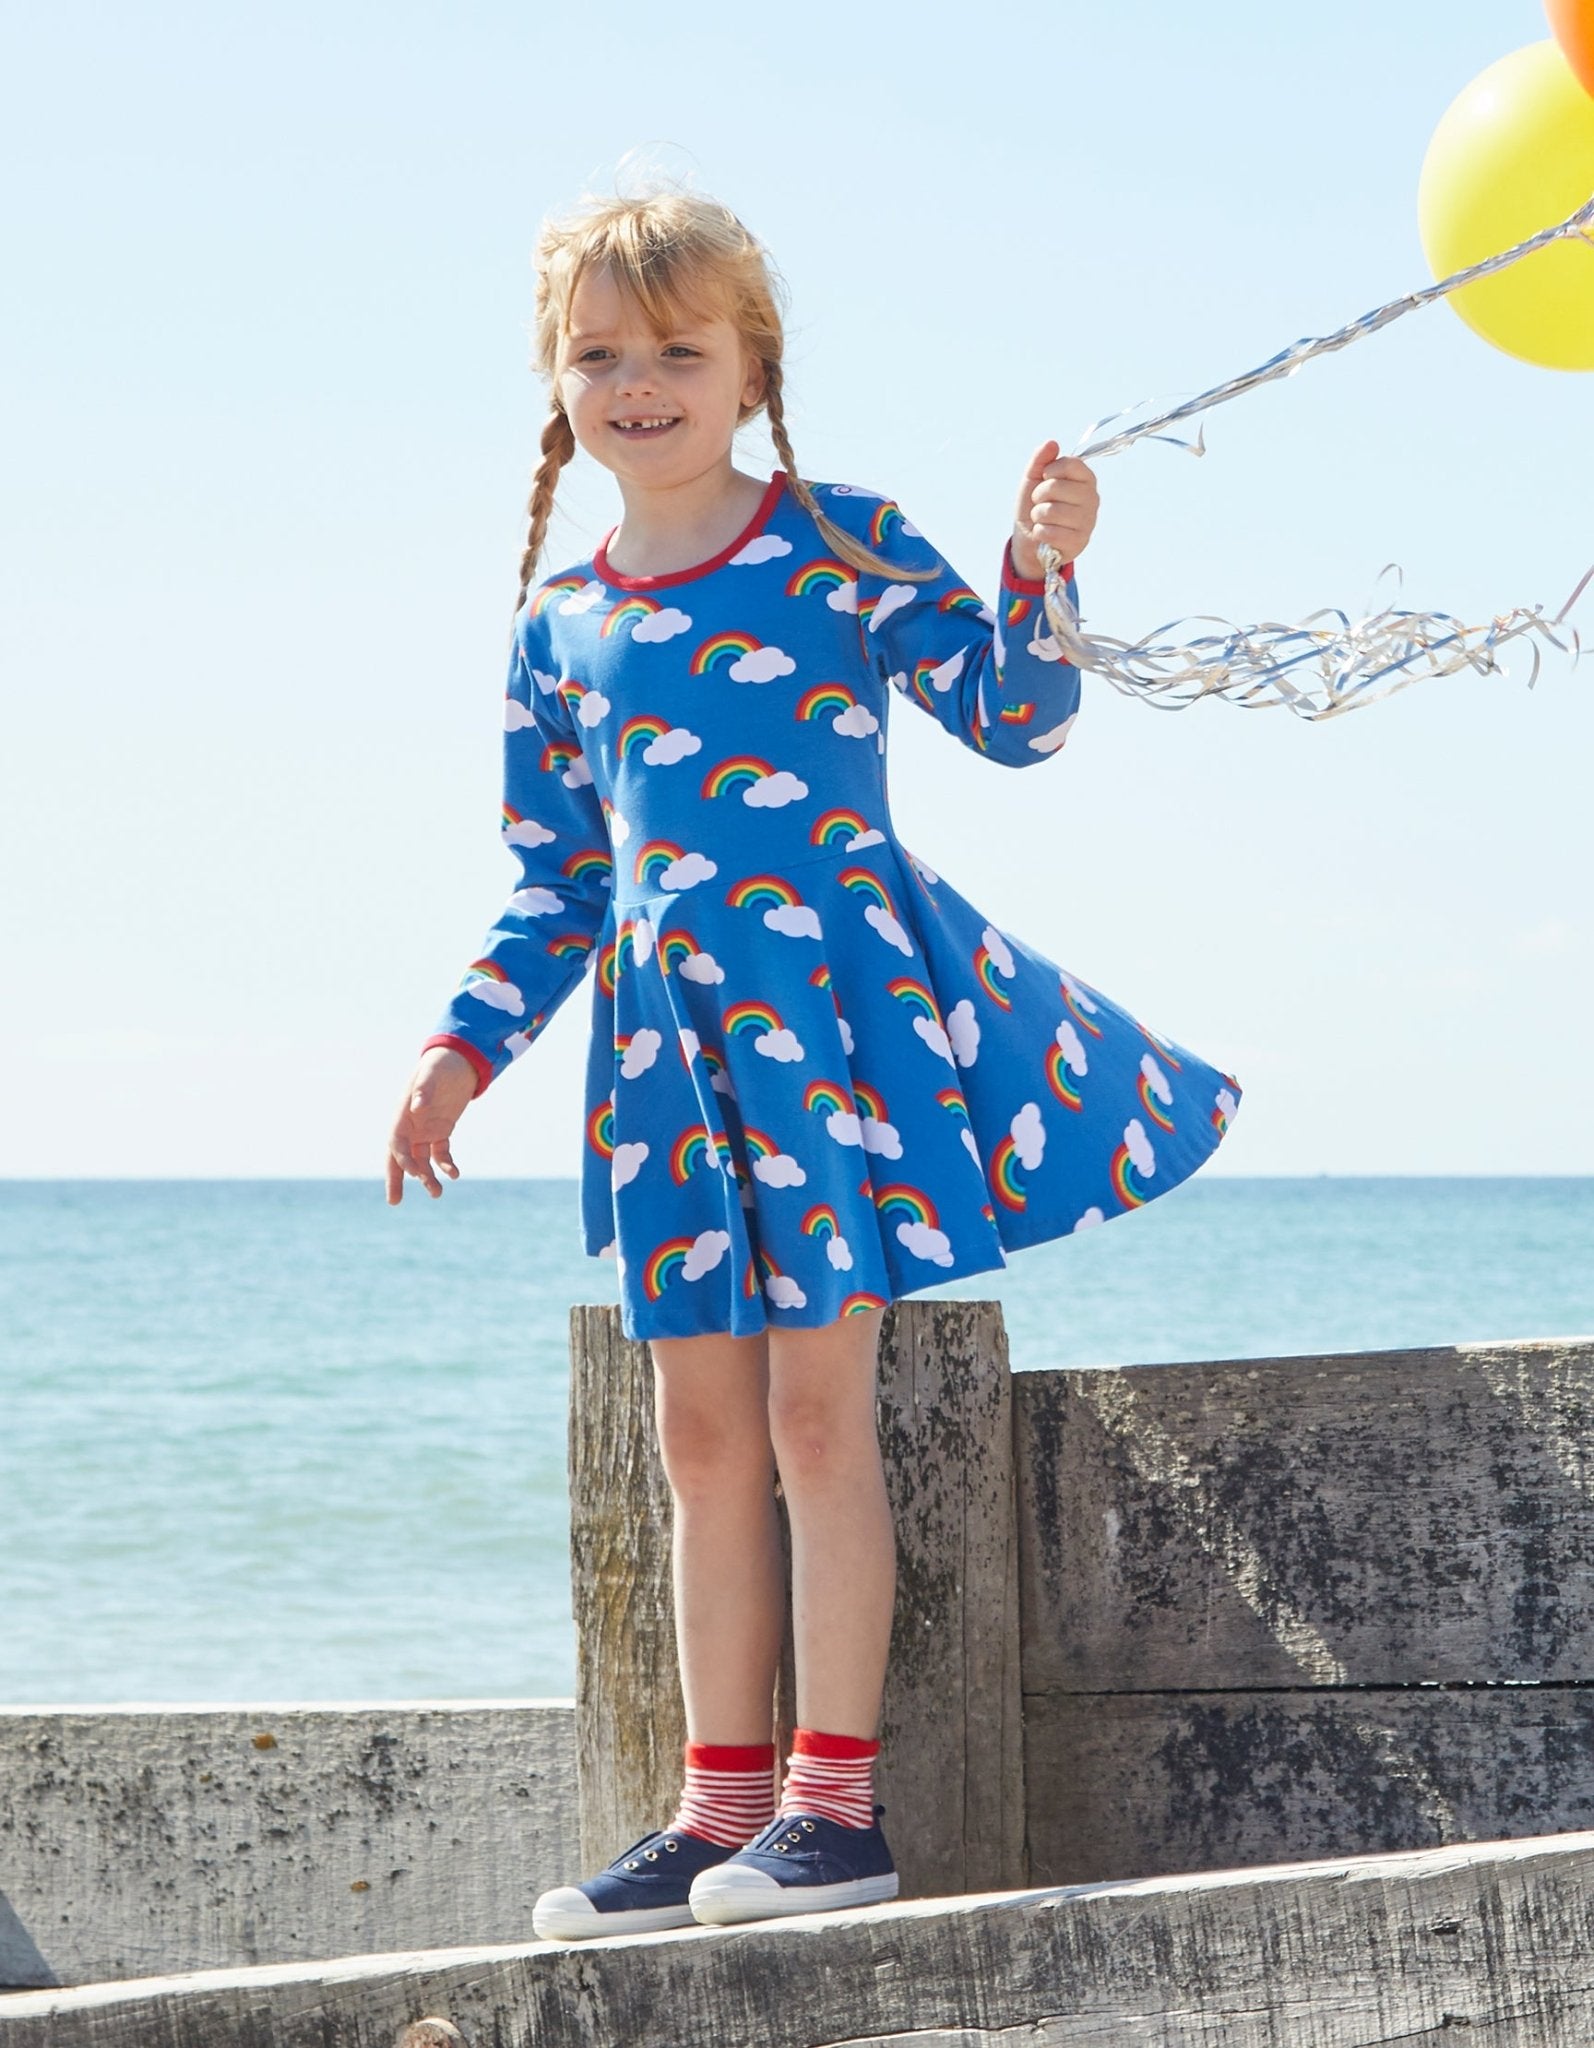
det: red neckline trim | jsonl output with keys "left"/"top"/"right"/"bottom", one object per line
{"left": 594, "top": 470, "right": 787, "bottom": 590}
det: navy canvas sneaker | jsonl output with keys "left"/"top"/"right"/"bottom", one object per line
{"left": 688, "top": 1803, "right": 899, "bottom": 1924}
{"left": 532, "top": 1823, "right": 740, "bottom": 1940}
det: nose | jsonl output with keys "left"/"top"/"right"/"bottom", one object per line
{"left": 614, "top": 351, "right": 661, "bottom": 397}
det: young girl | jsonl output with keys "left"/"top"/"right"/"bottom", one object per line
{"left": 385, "top": 186, "right": 1241, "bottom": 1939}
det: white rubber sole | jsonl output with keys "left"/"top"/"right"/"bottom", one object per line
{"left": 688, "top": 1869, "right": 899, "bottom": 1923}
{"left": 532, "top": 1887, "right": 699, "bottom": 1942}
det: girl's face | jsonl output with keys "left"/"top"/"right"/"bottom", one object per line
{"left": 556, "top": 265, "right": 764, "bottom": 490}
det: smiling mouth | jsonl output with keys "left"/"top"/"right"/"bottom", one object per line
{"left": 612, "top": 418, "right": 680, "bottom": 437}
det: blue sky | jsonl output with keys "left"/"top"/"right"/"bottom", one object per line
{"left": 5, "top": 0, "right": 1591, "bottom": 1178}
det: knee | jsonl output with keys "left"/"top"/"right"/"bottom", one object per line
{"left": 767, "top": 1392, "right": 871, "bottom": 1486}
{"left": 656, "top": 1401, "right": 774, "bottom": 1498}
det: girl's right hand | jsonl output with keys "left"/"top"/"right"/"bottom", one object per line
{"left": 385, "top": 1047, "right": 479, "bottom": 1203}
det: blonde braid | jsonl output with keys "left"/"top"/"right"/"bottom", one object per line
{"left": 510, "top": 405, "right": 577, "bottom": 637}
{"left": 762, "top": 364, "right": 938, "bottom": 585}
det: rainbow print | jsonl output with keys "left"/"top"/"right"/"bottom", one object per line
{"left": 974, "top": 939, "right": 1014, "bottom": 1010}
{"left": 634, "top": 840, "right": 687, "bottom": 888}
{"left": 545, "top": 931, "right": 595, "bottom": 963}
{"left": 725, "top": 873, "right": 803, "bottom": 914}
{"left": 1044, "top": 1040, "right": 1084, "bottom": 1111}
{"left": 1110, "top": 1137, "right": 1154, "bottom": 1208}
{"left": 1136, "top": 1061, "right": 1177, "bottom": 1134}
{"left": 614, "top": 918, "right": 647, "bottom": 977}
{"left": 886, "top": 975, "right": 943, "bottom": 1030}
{"left": 642, "top": 1234, "right": 707, "bottom": 1302}
{"left": 723, "top": 999, "right": 784, "bottom": 1040}
{"left": 872, "top": 1182, "right": 941, "bottom": 1232}
{"left": 465, "top": 959, "right": 509, "bottom": 985}
{"left": 1004, "top": 593, "right": 1032, "bottom": 628}
{"left": 869, "top": 501, "right": 908, "bottom": 548}
{"left": 1138, "top": 1020, "right": 1184, "bottom": 1070}
{"left": 808, "top": 962, "right": 833, "bottom": 992}
{"left": 810, "top": 807, "right": 871, "bottom": 849}
{"left": 785, "top": 558, "right": 855, "bottom": 599}
{"left": 795, "top": 682, "right": 859, "bottom": 723}
{"left": 529, "top": 574, "right": 586, "bottom": 618}
{"left": 586, "top": 1099, "right": 616, "bottom": 1160}
{"left": 690, "top": 631, "right": 761, "bottom": 675}
{"left": 935, "top": 1085, "right": 971, "bottom": 1123}
{"left": 701, "top": 755, "right": 777, "bottom": 800}
{"left": 601, "top": 595, "right": 663, "bottom": 639}
{"left": 561, "top": 847, "right": 613, "bottom": 888}
{"left": 554, "top": 678, "right": 589, "bottom": 721}
{"left": 986, "top": 1135, "right": 1030, "bottom": 1213}
{"left": 1059, "top": 975, "right": 1104, "bottom": 1038}
{"left": 541, "top": 738, "right": 582, "bottom": 777}
{"left": 669, "top": 1124, "right": 733, "bottom": 1186}
{"left": 617, "top": 713, "right": 673, "bottom": 758}
{"left": 739, "top": 1126, "right": 783, "bottom": 1169}
{"left": 595, "top": 942, "right": 619, "bottom": 997}
{"left": 839, "top": 1291, "right": 890, "bottom": 1316}
{"left": 838, "top": 867, "right": 894, "bottom": 916}
{"left": 998, "top": 701, "right": 1036, "bottom": 724}
{"left": 937, "top": 586, "right": 986, "bottom": 616}
{"left": 656, "top": 929, "right": 703, "bottom": 977}
{"left": 802, "top": 1078, "right": 853, "bottom": 1121}
{"left": 800, "top": 1202, "right": 843, "bottom": 1243}
{"left": 853, "top": 1080, "right": 888, "bottom": 1126}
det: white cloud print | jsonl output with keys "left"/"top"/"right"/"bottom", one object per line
{"left": 828, "top": 580, "right": 859, "bottom": 614}
{"left": 755, "top": 1028, "right": 804, "bottom": 1063}
{"left": 563, "top": 755, "right": 594, "bottom": 789}
{"left": 631, "top": 607, "right": 691, "bottom": 643}
{"left": 464, "top": 975, "right": 524, "bottom": 1016}
{"left": 861, "top": 1116, "right": 902, "bottom": 1158}
{"left": 753, "top": 1150, "right": 806, "bottom": 1187}
{"left": 847, "top": 826, "right": 884, "bottom": 849}
{"left": 1055, "top": 1021, "right": 1088, "bottom": 1075}
{"left": 502, "top": 815, "right": 554, "bottom": 849}
{"left": 643, "top": 727, "right": 701, "bottom": 765}
{"left": 825, "top": 1109, "right": 863, "bottom": 1148}
{"left": 1140, "top": 1053, "right": 1172, "bottom": 1105}
{"left": 982, "top": 925, "right": 1016, "bottom": 978}
{"left": 913, "top": 1014, "right": 954, "bottom": 1064}
{"left": 681, "top": 1228, "right": 731, "bottom": 1280}
{"left": 1124, "top": 1117, "right": 1156, "bottom": 1178}
{"left": 865, "top": 903, "right": 914, "bottom": 955}
{"left": 730, "top": 534, "right": 792, "bottom": 566}
{"left": 826, "top": 1234, "right": 853, "bottom": 1271}
{"left": 1011, "top": 1100, "right": 1046, "bottom": 1172}
{"left": 620, "top": 1027, "right": 661, "bottom": 1079}
{"left": 660, "top": 851, "right": 717, "bottom": 890}
{"left": 1216, "top": 1086, "right": 1238, "bottom": 1121}
{"left": 558, "top": 580, "right": 605, "bottom": 614}
{"left": 631, "top": 915, "right": 655, "bottom": 966}
{"left": 504, "top": 698, "right": 537, "bottom": 731}
{"left": 729, "top": 645, "right": 796, "bottom": 683}
{"left": 833, "top": 704, "right": 879, "bottom": 739}
{"left": 531, "top": 667, "right": 560, "bottom": 696}
{"left": 923, "top": 649, "right": 965, "bottom": 693}
{"left": 867, "top": 584, "right": 917, "bottom": 634}
{"left": 611, "top": 1140, "right": 649, "bottom": 1190}
{"left": 678, "top": 949, "right": 724, "bottom": 984}
{"left": 1029, "top": 711, "right": 1077, "bottom": 753}
{"left": 507, "top": 885, "right": 561, "bottom": 917}
{"left": 946, "top": 997, "right": 980, "bottom": 1067}
{"left": 744, "top": 769, "right": 808, "bottom": 808}
{"left": 897, "top": 1219, "right": 955, "bottom": 1267}
{"left": 576, "top": 690, "right": 610, "bottom": 728}
{"left": 608, "top": 807, "right": 630, "bottom": 847}
{"left": 765, "top": 903, "right": 822, "bottom": 939}
{"left": 764, "top": 1273, "right": 808, "bottom": 1307}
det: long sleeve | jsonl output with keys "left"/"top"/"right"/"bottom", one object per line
{"left": 421, "top": 613, "right": 613, "bottom": 1096}
{"left": 845, "top": 493, "right": 1083, "bottom": 767}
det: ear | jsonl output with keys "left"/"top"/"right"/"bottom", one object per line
{"left": 741, "top": 351, "right": 767, "bottom": 412}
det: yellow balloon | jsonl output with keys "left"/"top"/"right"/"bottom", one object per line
{"left": 1418, "top": 38, "right": 1594, "bottom": 370}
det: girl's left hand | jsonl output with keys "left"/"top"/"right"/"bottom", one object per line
{"left": 1011, "top": 441, "right": 1098, "bottom": 582}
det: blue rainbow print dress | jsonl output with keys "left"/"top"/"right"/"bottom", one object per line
{"left": 424, "top": 470, "right": 1242, "bottom": 1340}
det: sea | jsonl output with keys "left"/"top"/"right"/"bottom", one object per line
{"left": 3, "top": 1177, "right": 1591, "bottom": 1709}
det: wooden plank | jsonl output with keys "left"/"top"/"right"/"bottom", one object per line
{"left": 568, "top": 1299, "right": 1024, "bottom": 1897}
{"left": 0, "top": 1704, "right": 577, "bottom": 1991}
{"left": 1015, "top": 1336, "right": 1594, "bottom": 1693}
{"left": 1024, "top": 1684, "right": 1594, "bottom": 1886}
{"left": 2, "top": 1829, "right": 1589, "bottom": 2046}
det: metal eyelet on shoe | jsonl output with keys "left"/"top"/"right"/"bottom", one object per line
{"left": 800, "top": 1820, "right": 815, "bottom": 1831}
{"left": 645, "top": 1849, "right": 658, "bottom": 1860}
{"left": 776, "top": 1842, "right": 788, "bottom": 1852}
{"left": 664, "top": 1839, "right": 678, "bottom": 1852}
{"left": 625, "top": 1859, "right": 639, "bottom": 1869}
{"left": 787, "top": 1829, "right": 801, "bottom": 1842}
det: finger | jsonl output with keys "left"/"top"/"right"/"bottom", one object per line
{"left": 408, "top": 1139, "right": 443, "bottom": 1198}
{"left": 1022, "top": 439, "right": 1062, "bottom": 485}
{"left": 432, "top": 1140, "right": 460, "bottom": 1181}
{"left": 385, "top": 1148, "right": 405, "bottom": 1205}
{"left": 1037, "top": 455, "right": 1095, "bottom": 483}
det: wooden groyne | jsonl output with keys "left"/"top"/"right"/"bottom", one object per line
{"left": 5, "top": 1304, "right": 1594, "bottom": 2042}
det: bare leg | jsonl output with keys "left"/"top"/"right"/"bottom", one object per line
{"left": 649, "top": 1328, "right": 784, "bottom": 1744}
{"left": 766, "top": 1307, "right": 894, "bottom": 1737}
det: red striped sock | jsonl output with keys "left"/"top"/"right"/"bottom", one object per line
{"left": 667, "top": 1740, "right": 777, "bottom": 1847}
{"left": 775, "top": 1726, "right": 880, "bottom": 1829}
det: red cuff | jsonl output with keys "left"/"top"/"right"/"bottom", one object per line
{"left": 420, "top": 1034, "right": 495, "bottom": 1097}
{"left": 1002, "top": 537, "right": 1073, "bottom": 595}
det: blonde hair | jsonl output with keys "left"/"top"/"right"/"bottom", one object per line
{"left": 510, "top": 184, "right": 937, "bottom": 625}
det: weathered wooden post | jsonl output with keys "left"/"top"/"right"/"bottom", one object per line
{"left": 566, "top": 1296, "right": 1025, "bottom": 1899}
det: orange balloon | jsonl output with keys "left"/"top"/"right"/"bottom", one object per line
{"left": 1546, "top": 0, "right": 1594, "bottom": 95}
